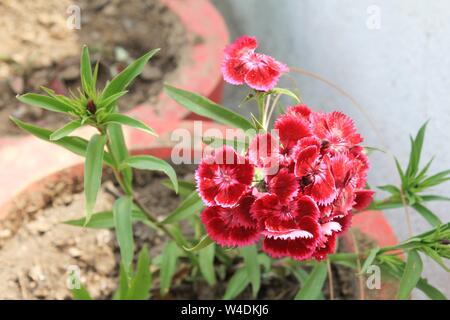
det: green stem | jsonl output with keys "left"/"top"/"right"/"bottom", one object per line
{"left": 103, "top": 126, "right": 194, "bottom": 258}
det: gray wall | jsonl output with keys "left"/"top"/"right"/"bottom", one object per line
{"left": 212, "top": 0, "right": 450, "bottom": 298}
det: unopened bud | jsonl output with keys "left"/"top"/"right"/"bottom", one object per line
{"left": 86, "top": 100, "right": 96, "bottom": 114}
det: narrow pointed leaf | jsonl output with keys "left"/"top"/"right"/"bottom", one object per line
{"left": 269, "top": 87, "right": 301, "bottom": 102}
{"left": 113, "top": 196, "right": 134, "bottom": 275}
{"left": 396, "top": 250, "right": 423, "bottom": 300}
{"left": 241, "top": 245, "right": 261, "bottom": 297}
{"left": 360, "top": 247, "right": 380, "bottom": 274}
{"left": 81, "top": 46, "right": 93, "bottom": 95}
{"left": 17, "top": 93, "right": 72, "bottom": 113}
{"left": 63, "top": 209, "right": 147, "bottom": 229}
{"left": 107, "top": 122, "right": 133, "bottom": 191}
{"left": 113, "top": 264, "right": 129, "bottom": 300}
{"left": 165, "top": 84, "right": 255, "bottom": 132}
{"left": 198, "top": 243, "right": 216, "bottom": 286}
{"left": 102, "top": 113, "right": 157, "bottom": 136}
{"left": 184, "top": 234, "right": 213, "bottom": 252}
{"left": 162, "top": 179, "right": 195, "bottom": 198}
{"left": 223, "top": 268, "right": 250, "bottom": 300}
{"left": 84, "top": 134, "right": 106, "bottom": 223}
{"left": 126, "top": 245, "right": 152, "bottom": 300}
{"left": 412, "top": 203, "right": 442, "bottom": 227}
{"left": 161, "top": 191, "right": 203, "bottom": 224}
{"left": 160, "top": 241, "right": 180, "bottom": 296}
{"left": 50, "top": 120, "right": 82, "bottom": 140}
{"left": 416, "top": 278, "right": 447, "bottom": 300}
{"left": 102, "top": 49, "right": 160, "bottom": 99}
{"left": 295, "top": 262, "right": 328, "bottom": 300}
{"left": 123, "top": 155, "right": 177, "bottom": 193}
{"left": 10, "top": 117, "right": 113, "bottom": 166}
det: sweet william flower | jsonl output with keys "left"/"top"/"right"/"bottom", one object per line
{"left": 221, "top": 35, "right": 289, "bottom": 91}
{"left": 195, "top": 101, "right": 373, "bottom": 261}
{"left": 201, "top": 195, "right": 261, "bottom": 247}
{"left": 251, "top": 194, "right": 322, "bottom": 260}
{"left": 195, "top": 146, "right": 254, "bottom": 208}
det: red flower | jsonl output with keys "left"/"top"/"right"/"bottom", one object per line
{"left": 201, "top": 195, "right": 261, "bottom": 247}
{"left": 248, "top": 133, "right": 281, "bottom": 174}
{"left": 311, "top": 112, "right": 363, "bottom": 152}
{"left": 251, "top": 194, "right": 321, "bottom": 260}
{"left": 286, "top": 104, "right": 312, "bottom": 120}
{"left": 353, "top": 189, "right": 375, "bottom": 211}
{"left": 274, "top": 114, "right": 311, "bottom": 152}
{"left": 194, "top": 101, "right": 372, "bottom": 261}
{"left": 195, "top": 146, "right": 254, "bottom": 208}
{"left": 314, "top": 214, "right": 352, "bottom": 260}
{"left": 221, "top": 35, "right": 289, "bottom": 91}
{"left": 293, "top": 139, "right": 337, "bottom": 205}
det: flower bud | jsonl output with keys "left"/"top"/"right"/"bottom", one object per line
{"left": 86, "top": 100, "right": 96, "bottom": 114}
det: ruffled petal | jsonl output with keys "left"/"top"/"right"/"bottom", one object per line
{"left": 223, "top": 35, "right": 258, "bottom": 58}
{"left": 275, "top": 114, "right": 311, "bottom": 151}
{"left": 353, "top": 189, "right": 375, "bottom": 211}
{"left": 268, "top": 169, "right": 298, "bottom": 203}
{"left": 201, "top": 196, "right": 261, "bottom": 247}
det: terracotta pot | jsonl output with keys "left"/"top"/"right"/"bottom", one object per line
{"left": 0, "top": 0, "right": 228, "bottom": 210}
{"left": 0, "top": 146, "right": 398, "bottom": 299}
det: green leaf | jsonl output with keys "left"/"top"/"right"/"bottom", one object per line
{"left": 113, "top": 196, "right": 135, "bottom": 274}
{"left": 394, "top": 157, "right": 406, "bottom": 185}
{"left": 161, "top": 191, "right": 203, "bottom": 224}
{"left": 102, "top": 113, "right": 157, "bottom": 136}
{"left": 63, "top": 209, "right": 147, "bottom": 229}
{"left": 81, "top": 46, "right": 94, "bottom": 96}
{"left": 396, "top": 250, "right": 423, "bottom": 300}
{"left": 126, "top": 245, "right": 152, "bottom": 300}
{"left": 405, "top": 122, "right": 428, "bottom": 180}
{"left": 184, "top": 234, "right": 213, "bottom": 252}
{"left": 72, "top": 285, "right": 92, "bottom": 300}
{"left": 295, "top": 262, "right": 328, "bottom": 300}
{"left": 107, "top": 122, "right": 133, "bottom": 192}
{"left": 113, "top": 264, "right": 129, "bottom": 300}
{"left": 420, "top": 195, "right": 450, "bottom": 202}
{"left": 160, "top": 241, "right": 180, "bottom": 296}
{"left": 49, "top": 120, "right": 82, "bottom": 141}
{"left": 412, "top": 203, "right": 442, "bottom": 227}
{"left": 223, "top": 268, "right": 250, "bottom": 300}
{"left": 269, "top": 87, "right": 301, "bottom": 102}
{"left": 17, "top": 93, "right": 73, "bottom": 113}
{"left": 97, "top": 91, "right": 128, "bottom": 111}
{"left": 102, "top": 49, "right": 160, "bottom": 99}
{"left": 198, "top": 243, "right": 216, "bottom": 286}
{"left": 360, "top": 247, "right": 380, "bottom": 274}
{"left": 165, "top": 84, "right": 255, "bottom": 132}
{"left": 70, "top": 272, "right": 92, "bottom": 300}
{"left": 420, "top": 169, "right": 450, "bottom": 188}
{"left": 84, "top": 134, "right": 106, "bottom": 223}
{"left": 416, "top": 278, "right": 447, "bottom": 300}
{"left": 123, "top": 155, "right": 177, "bottom": 193}
{"left": 377, "top": 185, "right": 401, "bottom": 195}
{"left": 162, "top": 179, "right": 195, "bottom": 198}
{"left": 11, "top": 117, "right": 113, "bottom": 166}
{"left": 240, "top": 245, "right": 261, "bottom": 298}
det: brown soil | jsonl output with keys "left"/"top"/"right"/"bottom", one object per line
{"left": 0, "top": 165, "right": 360, "bottom": 300}
{"left": 0, "top": 0, "right": 189, "bottom": 136}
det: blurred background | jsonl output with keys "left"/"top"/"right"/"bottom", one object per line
{"left": 212, "top": 0, "right": 450, "bottom": 298}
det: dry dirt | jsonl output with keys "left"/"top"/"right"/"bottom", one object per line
{"left": 0, "top": 164, "right": 361, "bottom": 300}
{"left": 0, "top": 0, "right": 189, "bottom": 135}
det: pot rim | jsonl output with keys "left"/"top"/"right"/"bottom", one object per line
{"left": 0, "top": 0, "right": 229, "bottom": 209}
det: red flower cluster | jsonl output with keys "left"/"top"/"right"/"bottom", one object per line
{"left": 221, "top": 36, "right": 289, "bottom": 91}
{"left": 196, "top": 105, "right": 374, "bottom": 260}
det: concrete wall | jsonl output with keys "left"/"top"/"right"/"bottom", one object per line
{"left": 212, "top": 0, "right": 450, "bottom": 298}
